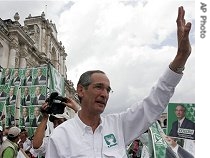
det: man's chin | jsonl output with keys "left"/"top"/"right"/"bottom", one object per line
{"left": 97, "top": 105, "right": 106, "bottom": 113}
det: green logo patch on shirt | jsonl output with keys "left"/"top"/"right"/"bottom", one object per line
{"left": 104, "top": 134, "right": 117, "bottom": 148}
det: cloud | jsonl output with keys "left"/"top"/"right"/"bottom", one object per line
{"left": 57, "top": 0, "right": 195, "bottom": 113}
{"left": 0, "top": 0, "right": 195, "bottom": 114}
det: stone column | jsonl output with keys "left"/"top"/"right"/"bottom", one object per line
{"left": 46, "top": 31, "right": 51, "bottom": 58}
{"left": 61, "top": 51, "right": 67, "bottom": 77}
{"left": 8, "top": 36, "right": 19, "bottom": 68}
{"left": 19, "top": 45, "right": 28, "bottom": 68}
{"left": 41, "top": 26, "right": 46, "bottom": 53}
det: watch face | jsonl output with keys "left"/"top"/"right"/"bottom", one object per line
{"left": 169, "top": 63, "right": 184, "bottom": 74}
{"left": 176, "top": 67, "right": 185, "bottom": 73}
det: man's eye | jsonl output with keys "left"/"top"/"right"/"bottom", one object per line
{"left": 107, "top": 88, "right": 111, "bottom": 93}
{"left": 95, "top": 85, "right": 103, "bottom": 89}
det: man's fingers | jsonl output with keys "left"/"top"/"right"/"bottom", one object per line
{"left": 185, "top": 22, "right": 192, "bottom": 33}
{"left": 182, "top": 22, "right": 192, "bottom": 40}
{"left": 176, "top": 6, "right": 185, "bottom": 26}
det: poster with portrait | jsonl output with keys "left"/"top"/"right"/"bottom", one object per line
{"left": 30, "top": 86, "right": 47, "bottom": 105}
{"left": 167, "top": 103, "right": 195, "bottom": 140}
{"left": 19, "top": 106, "right": 31, "bottom": 127}
{"left": 21, "top": 68, "right": 33, "bottom": 87}
{"left": 0, "top": 65, "right": 64, "bottom": 138}
{"left": 29, "top": 105, "right": 43, "bottom": 128}
{"left": 32, "top": 67, "right": 47, "bottom": 86}
{"left": 0, "top": 68, "right": 12, "bottom": 85}
{"left": 0, "top": 85, "right": 9, "bottom": 102}
{"left": 5, "top": 86, "right": 18, "bottom": 105}
{"left": 5, "top": 105, "right": 15, "bottom": 127}
{"left": 20, "top": 86, "right": 32, "bottom": 106}
{"left": 10, "top": 68, "right": 22, "bottom": 86}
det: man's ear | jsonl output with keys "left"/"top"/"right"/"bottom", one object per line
{"left": 77, "top": 84, "right": 84, "bottom": 98}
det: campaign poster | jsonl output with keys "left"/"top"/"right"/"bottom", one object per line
{"left": 32, "top": 67, "right": 47, "bottom": 86}
{"left": 167, "top": 103, "right": 195, "bottom": 140}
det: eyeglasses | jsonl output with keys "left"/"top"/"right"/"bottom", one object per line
{"left": 92, "top": 83, "right": 113, "bottom": 94}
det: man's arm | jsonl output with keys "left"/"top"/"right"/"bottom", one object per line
{"left": 32, "top": 102, "right": 49, "bottom": 149}
{"left": 63, "top": 97, "right": 81, "bottom": 113}
{"left": 169, "top": 6, "right": 192, "bottom": 74}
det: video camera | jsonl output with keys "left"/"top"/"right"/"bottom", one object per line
{"left": 41, "top": 92, "right": 67, "bottom": 115}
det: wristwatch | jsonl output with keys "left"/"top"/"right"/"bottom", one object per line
{"left": 169, "top": 63, "right": 185, "bottom": 74}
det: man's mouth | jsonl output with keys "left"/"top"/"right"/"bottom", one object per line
{"left": 96, "top": 100, "right": 106, "bottom": 106}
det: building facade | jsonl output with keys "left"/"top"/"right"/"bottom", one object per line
{"left": 0, "top": 12, "right": 78, "bottom": 124}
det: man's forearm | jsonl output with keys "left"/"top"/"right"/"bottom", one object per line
{"left": 32, "top": 116, "right": 48, "bottom": 149}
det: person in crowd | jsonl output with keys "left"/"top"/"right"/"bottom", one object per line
{"left": 31, "top": 106, "right": 43, "bottom": 127}
{"left": 22, "top": 69, "right": 33, "bottom": 86}
{"left": 19, "top": 128, "right": 32, "bottom": 153}
{"left": 169, "top": 104, "right": 195, "bottom": 140}
{"left": 32, "top": 97, "right": 80, "bottom": 157}
{"left": 2, "top": 126, "right": 10, "bottom": 141}
{"left": 5, "top": 87, "right": 16, "bottom": 105}
{"left": 32, "top": 86, "right": 46, "bottom": 105}
{"left": 1, "top": 68, "right": 11, "bottom": 85}
{"left": 34, "top": 68, "right": 47, "bottom": 85}
{"left": 11, "top": 69, "right": 21, "bottom": 86}
{"left": 128, "top": 139, "right": 142, "bottom": 158}
{"left": 21, "top": 87, "right": 31, "bottom": 106}
{"left": 45, "top": 6, "right": 193, "bottom": 157}
{"left": 0, "top": 126, "right": 21, "bottom": 158}
{"left": 21, "top": 107, "right": 30, "bottom": 127}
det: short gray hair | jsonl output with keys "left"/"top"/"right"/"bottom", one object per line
{"left": 77, "top": 70, "right": 105, "bottom": 88}
{"left": 77, "top": 70, "right": 105, "bottom": 102}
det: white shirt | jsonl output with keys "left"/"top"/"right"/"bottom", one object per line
{"left": 178, "top": 117, "right": 185, "bottom": 127}
{"left": 23, "top": 138, "right": 32, "bottom": 151}
{"left": 45, "top": 68, "right": 182, "bottom": 158}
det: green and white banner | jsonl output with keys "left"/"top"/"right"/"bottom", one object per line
{"left": 149, "top": 122, "right": 168, "bottom": 158}
{"left": 149, "top": 121, "right": 195, "bottom": 158}
{"left": 49, "top": 64, "right": 65, "bottom": 96}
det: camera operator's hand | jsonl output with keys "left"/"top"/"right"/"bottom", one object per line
{"left": 63, "top": 98, "right": 81, "bottom": 113}
{"left": 40, "top": 102, "right": 50, "bottom": 118}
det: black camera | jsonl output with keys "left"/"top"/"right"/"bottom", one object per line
{"left": 42, "top": 92, "right": 67, "bottom": 114}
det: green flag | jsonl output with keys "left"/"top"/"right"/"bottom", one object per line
{"left": 49, "top": 64, "right": 64, "bottom": 96}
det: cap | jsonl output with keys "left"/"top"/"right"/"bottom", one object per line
{"left": 8, "top": 126, "right": 21, "bottom": 137}
{"left": 0, "top": 126, "right": 2, "bottom": 131}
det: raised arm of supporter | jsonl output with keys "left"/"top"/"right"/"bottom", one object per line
{"left": 32, "top": 102, "right": 49, "bottom": 149}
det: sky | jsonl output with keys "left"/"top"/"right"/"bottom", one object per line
{"left": 0, "top": 0, "right": 195, "bottom": 114}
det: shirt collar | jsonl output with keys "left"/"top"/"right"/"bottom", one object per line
{"left": 75, "top": 113, "right": 103, "bottom": 135}
{"left": 179, "top": 117, "right": 185, "bottom": 125}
